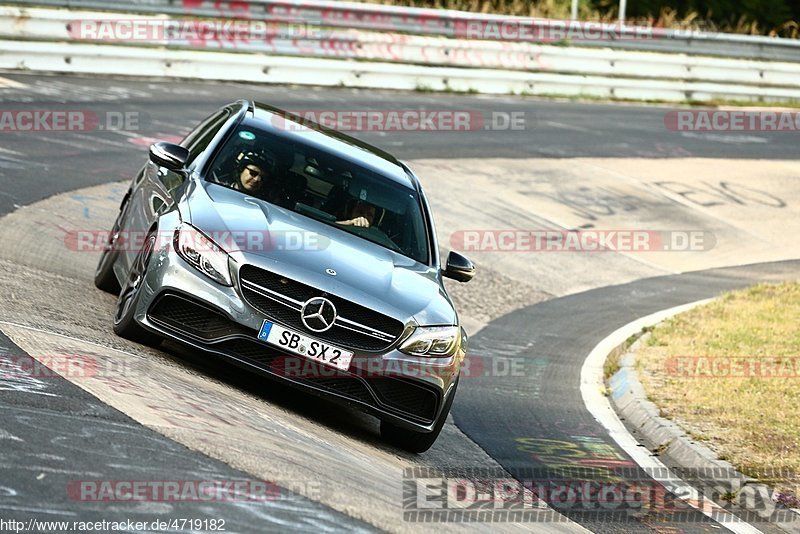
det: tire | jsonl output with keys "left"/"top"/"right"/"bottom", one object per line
{"left": 112, "top": 230, "right": 161, "bottom": 346}
{"left": 94, "top": 197, "right": 129, "bottom": 294}
{"left": 94, "top": 246, "right": 121, "bottom": 294}
{"left": 380, "top": 377, "right": 459, "bottom": 453}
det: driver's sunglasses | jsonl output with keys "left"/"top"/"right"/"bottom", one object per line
{"left": 245, "top": 166, "right": 262, "bottom": 178}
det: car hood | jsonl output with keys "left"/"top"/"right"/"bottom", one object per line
{"left": 182, "top": 180, "right": 456, "bottom": 326}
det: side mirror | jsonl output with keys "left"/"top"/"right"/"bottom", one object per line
{"left": 442, "top": 251, "right": 475, "bottom": 283}
{"left": 149, "top": 142, "right": 189, "bottom": 173}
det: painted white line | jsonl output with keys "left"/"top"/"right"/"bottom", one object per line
{"left": 0, "top": 76, "right": 25, "bottom": 89}
{"left": 680, "top": 131, "right": 768, "bottom": 144}
{"left": 543, "top": 121, "right": 592, "bottom": 133}
{"left": 580, "top": 298, "right": 765, "bottom": 534}
{"left": 0, "top": 320, "right": 143, "bottom": 360}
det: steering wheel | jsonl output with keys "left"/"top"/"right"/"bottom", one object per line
{"left": 348, "top": 225, "right": 403, "bottom": 254}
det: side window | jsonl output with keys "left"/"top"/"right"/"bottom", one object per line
{"left": 182, "top": 109, "right": 230, "bottom": 166}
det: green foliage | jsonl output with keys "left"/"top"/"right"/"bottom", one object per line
{"left": 594, "top": 0, "right": 795, "bottom": 33}
{"left": 368, "top": 0, "right": 800, "bottom": 36}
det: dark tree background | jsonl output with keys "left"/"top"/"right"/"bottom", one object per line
{"left": 377, "top": 0, "right": 800, "bottom": 34}
{"left": 592, "top": 0, "right": 799, "bottom": 31}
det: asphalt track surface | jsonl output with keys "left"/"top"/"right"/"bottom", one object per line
{"left": 0, "top": 326, "right": 372, "bottom": 532}
{"left": 458, "top": 260, "right": 800, "bottom": 533}
{"left": 1, "top": 72, "right": 799, "bottom": 215}
{"left": 1, "top": 72, "right": 799, "bottom": 533}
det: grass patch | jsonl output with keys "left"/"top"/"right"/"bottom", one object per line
{"left": 651, "top": 442, "right": 670, "bottom": 456}
{"left": 510, "top": 92, "right": 800, "bottom": 108}
{"left": 687, "top": 98, "right": 800, "bottom": 108}
{"left": 407, "top": 85, "right": 800, "bottom": 108}
{"left": 636, "top": 281, "right": 800, "bottom": 496}
{"left": 604, "top": 328, "right": 653, "bottom": 380}
{"left": 604, "top": 349, "right": 622, "bottom": 380}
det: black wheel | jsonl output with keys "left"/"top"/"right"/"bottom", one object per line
{"left": 113, "top": 231, "right": 161, "bottom": 346}
{"left": 380, "top": 377, "right": 459, "bottom": 453}
{"left": 94, "top": 199, "right": 128, "bottom": 294}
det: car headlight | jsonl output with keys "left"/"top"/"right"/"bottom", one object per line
{"left": 399, "top": 326, "right": 460, "bottom": 357}
{"left": 174, "top": 223, "right": 233, "bottom": 286}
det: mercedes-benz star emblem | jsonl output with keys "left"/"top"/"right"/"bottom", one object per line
{"left": 301, "top": 297, "right": 337, "bottom": 333}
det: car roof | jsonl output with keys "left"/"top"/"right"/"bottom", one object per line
{"left": 249, "top": 102, "right": 416, "bottom": 190}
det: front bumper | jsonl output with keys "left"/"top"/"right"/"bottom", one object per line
{"left": 131, "top": 239, "right": 462, "bottom": 432}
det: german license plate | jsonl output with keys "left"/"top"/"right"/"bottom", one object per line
{"left": 257, "top": 320, "right": 353, "bottom": 371}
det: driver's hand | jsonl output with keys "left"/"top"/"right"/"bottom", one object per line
{"left": 337, "top": 217, "right": 371, "bottom": 227}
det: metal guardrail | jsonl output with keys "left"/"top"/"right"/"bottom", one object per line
{"left": 4, "top": 7, "right": 799, "bottom": 89}
{"left": 0, "top": 4, "right": 798, "bottom": 101}
{"left": 5, "top": 38, "right": 800, "bottom": 102}
{"left": 3, "top": 0, "right": 800, "bottom": 61}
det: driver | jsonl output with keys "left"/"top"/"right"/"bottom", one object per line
{"left": 337, "top": 200, "right": 376, "bottom": 228}
{"left": 227, "top": 150, "right": 275, "bottom": 195}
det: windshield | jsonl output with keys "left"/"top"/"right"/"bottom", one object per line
{"left": 205, "top": 123, "right": 430, "bottom": 264}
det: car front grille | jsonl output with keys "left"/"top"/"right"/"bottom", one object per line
{"left": 219, "top": 338, "right": 376, "bottom": 405}
{"left": 146, "top": 293, "right": 440, "bottom": 423}
{"left": 238, "top": 265, "right": 406, "bottom": 352}
{"left": 371, "top": 378, "right": 439, "bottom": 423}
{"left": 216, "top": 337, "right": 439, "bottom": 422}
{"left": 148, "top": 293, "right": 251, "bottom": 341}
